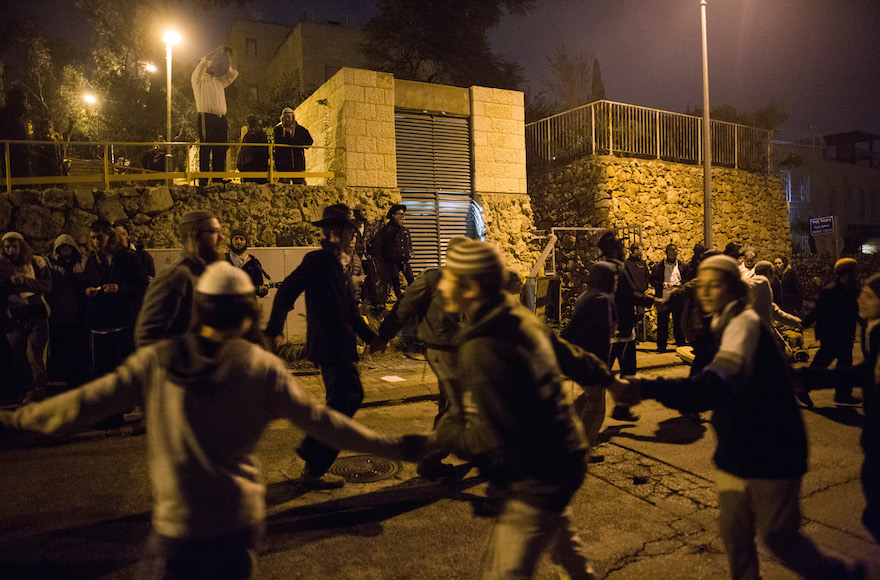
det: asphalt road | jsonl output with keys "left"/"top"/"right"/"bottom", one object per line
{"left": 0, "top": 361, "right": 878, "bottom": 579}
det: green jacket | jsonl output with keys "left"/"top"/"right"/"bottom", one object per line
{"left": 437, "top": 296, "right": 613, "bottom": 510}
{"left": 377, "top": 267, "right": 459, "bottom": 350}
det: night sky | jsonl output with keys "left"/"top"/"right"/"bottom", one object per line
{"left": 4, "top": 0, "right": 879, "bottom": 137}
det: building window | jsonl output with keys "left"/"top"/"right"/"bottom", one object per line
{"left": 248, "top": 85, "right": 259, "bottom": 104}
{"left": 246, "top": 38, "right": 257, "bottom": 56}
{"left": 780, "top": 169, "right": 791, "bottom": 202}
{"left": 796, "top": 174, "right": 811, "bottom": 203}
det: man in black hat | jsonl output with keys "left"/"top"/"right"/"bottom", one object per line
{"left": 373, "top": 204, "right": 414, "bottom": 301}
{"left": 265, "top": 204, "right": 379, "bottom": 489}
{"left": 226, "top": 229, "right": 269, "bottom": 297}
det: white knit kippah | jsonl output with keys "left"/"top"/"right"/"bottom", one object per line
{"left": 444, "top": 239, "right": 504, "bottom": 276}
{"left": 196, "top": 262, "right": 255, "bottom": 296}
{"left": 698, "top": 255, "right": 741, "bottom": 278}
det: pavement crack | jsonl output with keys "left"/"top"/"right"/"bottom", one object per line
{"left": 603, "top": 515, "right": 722, "bottom": 577}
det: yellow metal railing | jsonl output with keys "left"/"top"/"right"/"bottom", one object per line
{"left": 2, "top": 140, "right": 339, "bottom": 191}
{"left": 525, "top": 99, "right": 772, "bottom": 173}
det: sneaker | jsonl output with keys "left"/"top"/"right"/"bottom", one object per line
{"left": 795, "top": 390, "right": 815, "bottom": 408}
{"left": 299, "top": 472, "right": 346, "bottom": 489}
{"left": 611, "top": 406, "right": 640, "bottom": 422}
{"left": 834, "top": 394, "right": 862, "bottom": 405}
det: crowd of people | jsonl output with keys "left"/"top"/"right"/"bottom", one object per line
{"left": 0, "top": 46, "right": 314, "bottom": 188}
{"left": 0, "top": 207, "right": 874, "bottom": 578}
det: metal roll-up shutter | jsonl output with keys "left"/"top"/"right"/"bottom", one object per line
{"left": 395, "top": 112, "right": 473, "bottom": 273}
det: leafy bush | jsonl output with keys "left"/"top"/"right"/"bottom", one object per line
{"left": 791, "top": 253, "right": 880, "bottom": 302}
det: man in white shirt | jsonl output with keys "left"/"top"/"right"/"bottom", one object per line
{"left": 740, "top": 247, "right": 758, "bottom": 279}
{"left": 650, "top": 244, "right": 688, "bottom": 352}
{"left": 191, "top": 46, "right": 238, "bottom": 186}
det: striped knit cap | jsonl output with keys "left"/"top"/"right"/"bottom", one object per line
{"left": 698, "top": 255, "right": 741, "bottom": 279}
{"left": 444, "top": 239, "right": 504, "bottom": 277}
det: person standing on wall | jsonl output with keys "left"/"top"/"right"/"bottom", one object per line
{"left": 191, "top": 46, "right": 238, "bottom": 186}
{"left": 237, "top": 115, "right": 269, "bottom": 184}
{"left": 273, "top": 107, "right": 313, "bottom": 184}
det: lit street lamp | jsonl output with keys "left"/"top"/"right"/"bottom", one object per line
{"left": 163, "top": 30, "right": 181, "bottom": 184}
{"left": 83, "top": 93, "right": 97, "bottom": 105}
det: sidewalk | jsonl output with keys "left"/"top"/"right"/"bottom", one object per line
{"left": 297, "top": 342, "right": 690, "bottom": 408}
{"left": 3, "top": 330, "right": 822, "bottom": 448}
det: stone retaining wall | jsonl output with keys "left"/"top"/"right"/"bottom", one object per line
{"left": 0, "top": 184, "right": 402, "bottom": 254}
{"left": 529, "top": 155, "right": 791, "bottom": 264}
{"left": 0, "top": 185, "right": 537, "bottom": 277}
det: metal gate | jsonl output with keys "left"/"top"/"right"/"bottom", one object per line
{"left": 395, "top": 111, "right": 475, "bottom": 272}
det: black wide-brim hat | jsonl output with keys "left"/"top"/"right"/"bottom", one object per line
{"left": 312, "top": 204, "right": 355, "bottom": 228}
{"left": 386, "top": 204, "right": 407, "bottom": 219}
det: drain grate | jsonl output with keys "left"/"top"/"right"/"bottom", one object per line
{"left": 329, "top": 455, "right": 402, "bottom": 483}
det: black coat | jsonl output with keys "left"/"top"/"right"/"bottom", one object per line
{"left": 374, "top": 221, "right": 413, "bottom": 265}
{"left": 265, "top": 241, "right": 376, "bottom": 363}
{"left": 649, "top": 259, "right": 690, "bottom": 298}
{"left": 603, "top": 258, "right": 654, "bottom": 338}
{"left": 561, "top": 291, "right": 617, "bottom": 362}
{"left": 273, "top": 123, "right": 313, "bottom": 173}
{"left": 83, "top": 249, "right": 148, "bottom": 330}
{"left": 643, "top": 306, "right": 807, "bottom": 480}
{"left": 803, "top": 280, "right": 859, "bottom": 346}
{"left": 237, "top": 128, "right": 269, "bottom": 172}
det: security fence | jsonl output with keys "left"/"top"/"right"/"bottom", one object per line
{"left": 2, "top": 139, "right": 336, "bottom": 191}
{"left": 526, "top": 100, "right": 772, "bottom": 173}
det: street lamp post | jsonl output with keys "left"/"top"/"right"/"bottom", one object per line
{"left": 700, "top": 0, "right": 712, "bottom": 248}
{"left": 163, "top": 30, "right": 181, "bottom": 186}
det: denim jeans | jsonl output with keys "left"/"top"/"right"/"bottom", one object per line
{"left": 481, "top": 499, "right": 594, "bottom": 579}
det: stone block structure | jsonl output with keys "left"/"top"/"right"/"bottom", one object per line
{"left": 529, "top": 155, "right": 791, "bottom": 264}
{"left": 296, "top": 68, "right": 397, "bottom": 191}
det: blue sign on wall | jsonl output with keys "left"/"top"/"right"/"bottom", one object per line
{"left": 810, "top": 216, "right": 835, "bottom": 235}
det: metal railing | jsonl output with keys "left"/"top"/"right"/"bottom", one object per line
{"left": 2, "top": 140, "right": 337, "bottom": 191}
{"left": 526, "top": 100, "right": 772, "bottom": 173}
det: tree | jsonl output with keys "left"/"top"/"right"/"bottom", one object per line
{"left": 536, "top": 45, "right": 606, "bottom": 119}
{"left": 590, "top": 58, "right": 605, "bottom": 101}
{"left": 689, "top": 101, "right": 789, "bottom": 131}
{"left": 362, "top": 0, "right": 534, "bottom": 90}
{"left": 542, "top": 44, "right": 601, "bottom": 113}
{"left": 0, "top": 20, "right": 96, "bottom": 142}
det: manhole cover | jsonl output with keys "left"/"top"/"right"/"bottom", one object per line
{"left": 329, "top": 455, "right": 402, "bottom": 483}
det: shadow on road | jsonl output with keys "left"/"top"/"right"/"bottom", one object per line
{"left": 0, "top": 511, "right": 151, "bottom": 579}
{"left": 803, "top": 405, "right": 865, "bottom": 427}
{"left": 264, "top": 471, "right": 493, "bottom": 553}
{"left": 602, "top": 415, "right": 708, "bottom": 445}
